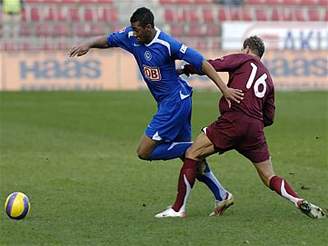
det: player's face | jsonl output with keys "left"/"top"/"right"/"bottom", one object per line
{"left": 131, "top": 21, "right": 153, "bottom": 44}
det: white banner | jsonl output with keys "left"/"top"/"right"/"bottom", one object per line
{"left": 222, "top": 22, "right": 328, "bottom": 50}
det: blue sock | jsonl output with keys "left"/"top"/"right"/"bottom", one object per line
{"left": 197, "top": 160, "right": 227, "bottom": 201}
{"left": 148, "top": 142, "right": 192, "bottom": 160}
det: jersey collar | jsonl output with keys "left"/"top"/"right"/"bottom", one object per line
{"left": 145, "top": 27, "right": 160, "bottom": 47}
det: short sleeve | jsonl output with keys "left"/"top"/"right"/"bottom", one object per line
{"left": 208, "top": 54, "right": 250, "bottom": 72}
{"left": 170, "top": 38, "right": 204, "bottom": 72}
{"left": 107, "top": 26, "right": 133, "bottom": 53}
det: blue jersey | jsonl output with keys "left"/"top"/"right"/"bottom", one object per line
{"left": 107, "top": 26, "right": 204, "bottom": 103}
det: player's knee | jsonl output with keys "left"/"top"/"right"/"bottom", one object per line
{"left": 136, "top": 149, "right": 150, "bottom": 160}
{"left": 185, "top": 147, "right": 199, "bottom": 160}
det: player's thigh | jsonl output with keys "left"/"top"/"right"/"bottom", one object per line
{"left": 253, "top": 159, "right": 275, "bottom": 187}
{"left": 136, "top": 134, "right": 157, "bottom": 159}
{"left": 146, "top": 98, "right": 191, "bottom": 142}
{"left": 186, "top": 132, "right": 217, "bottom": 160}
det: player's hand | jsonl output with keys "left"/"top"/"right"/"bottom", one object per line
{"left": 68, "top": 44, "right": 90, "bottom": 57}
{"left": 176, "top": 68, "right": 190, "bottom": 77}
{"left": 176, "top": 66, "right": 190, "bottom": 77}
{"left": 223, "top": 88, "right": 244, "bottom": 108}
{"left": 176, "top": 68, "right": 184, "bottom": 75}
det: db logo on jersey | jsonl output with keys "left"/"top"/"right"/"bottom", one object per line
{"left": 143, "top": 65, "right": 161, "bottom": 81}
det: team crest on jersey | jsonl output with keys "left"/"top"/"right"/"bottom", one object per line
{"left": 143, "top": 65, "right": 161, "bottom": 81}
{"left": 144, "top": 51, "right": 152, "bottom": 61}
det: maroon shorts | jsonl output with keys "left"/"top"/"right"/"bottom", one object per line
{"left": 205, "top": 112, "right": 270, "bottom": 163}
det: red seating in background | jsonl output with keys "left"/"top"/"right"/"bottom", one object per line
{"left": 203, "top": 9, "right": 214, "bottom": 23}
{"left": 89, "top": 23, "right": 105, "bottom": 36}
{"left": 307, "top": 9, "right": 320, "bottom": 21}
{"left": 241, "top": 8, "right": 253, "bottom": 21}
{"left": 159, "top": 0, "right": 174, "bottom": 3}
{"left": 318, "top": 0, "right": 328, "bottom": 5}
{"left": 35, "top": 23, "right": 52, "bottom": 37}
{"left": 206, "top": 25, "right": 220, "bottom": 36}
{"left": 264, "top": 0, "right": 281, "bottom": 4}
{"left": 95, "top": 0, "right": 113, "bottom": 3}
{"left": 176, "top": 0, "right": 193, "bottom": 3}
{"left": 61, "top": 0, "right": 78, "bottom": 3}
{"left": 188, "top": 10, "right": 200, "bottom": 23}
{"left": 176, "top": 9, "right": 200, "bottom": 22}
{"left": 230, "top": 8, "right": 242, "bottom": 21}
{"left": 169, "top": 24, "right": 185, "bottom": 36}
{"left": 3, "top": 0, "right": 326, "bottom": 51}
{"left": 83, "top": 8, "right": 95, "bottom": 22}
{"left": 245, "top": 0, "right": 326, "bottom": 4}
{"left": 164, "top": 9, "right": 174, "bottom": 22}
{"left": 283, "top": 0, "right": 299, "bottom": 5}
{"left": 19, "top": 23, "right": 33, "bottom": 36}
{"left": 30, "top": 7, "right": 41, "bottom": 22}
{"left": 160, "top": 0, "right": 212, "bottom": 3}
{"left": 43, "top": 7, "right": 67, "bottom": 21}
{"left": 73, "top": 23, "right": 107, "bottom": 37}
{"left": 245, "top": 0, "right": 266, "bottom": 4}
{"left": 68, "top": 8, "right": 80, "bottom": 22}
{"left": 187, "top": 24, "right": 206, "bottom": 37}
{"left": 79, "top": 0, "right": 96, "bottom": 3}
{"left": 20, "top": 9, "right": 28, "bottom": 22}
{"left": 53, "top": 23, "right": 70, "bottom": 36}
{"left": 98, "top": 8, "right": 118, "bottom": 22}
{"left": 195, "top": 0, "right": 213, "bottom": 3}
{"left": 44, "top": 7, "right": 56, "bottom": 21}
{"left": 75, "top": 23, "right": 90, "bottom": 37}
{"left": 26, "top": 0, "right": 113, "bottom": 2}
{"left": 294, "top": 9, "right": 306, "bottom": 21}
{"left": 300, "top": 0, "right": 318, "bottom": 4}
{"left": 282, "top": 9, "right": 293, "bottom": 21}
{"left": 255, "top": 9, "right": 268, "bottom": 21}
{"left": 218, "top": 8, "right": 228, "bottom": 21}
{"left": 271, "top": 8, "right": 281, "bottom": 20}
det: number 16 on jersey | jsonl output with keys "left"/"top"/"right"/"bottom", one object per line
{"left": 246, "top": 63, "right": 268, "bottom": 98}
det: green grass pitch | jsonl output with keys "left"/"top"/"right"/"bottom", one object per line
{"left": 0, "top": 91, "right": 327, "bottom": 245}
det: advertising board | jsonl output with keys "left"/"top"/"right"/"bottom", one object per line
{"left": 0, "top": 49, "right": 327, "bottom": 91}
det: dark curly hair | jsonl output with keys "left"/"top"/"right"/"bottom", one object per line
{"left": 243, "top": 36, "right": 265, "bottom": 58}
{"left": 130, "top": 7, "right": 154, "bottom": 28}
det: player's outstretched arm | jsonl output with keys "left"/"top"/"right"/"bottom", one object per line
{"left": 69, "top": 35, "right": 109, "bottom": 57}
{"left": 201, "top": 60, "right": 244, "bottom": 105}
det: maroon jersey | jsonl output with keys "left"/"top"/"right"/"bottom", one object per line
{"left": 185, "top": 53, "right": 275, "bottom": 126}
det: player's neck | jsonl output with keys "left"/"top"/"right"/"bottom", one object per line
{"left": 248, "top": 51, "right": 260, "bottom": 59}
{"left": 145, "top": 28, "right": 157, "bottom": 44}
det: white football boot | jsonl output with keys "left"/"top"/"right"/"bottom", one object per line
{"left": 298, "top": 200, "right": 326, "bottom": 219}
{"left": 209, "top": 192, "right": 234, "bottom": 217}
{"left": 154, "top": 207, "right": 186, "bottom": 218}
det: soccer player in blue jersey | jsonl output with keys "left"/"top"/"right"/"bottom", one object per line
{"left": 69, "top": 7, "right": 244, "bottom": 217}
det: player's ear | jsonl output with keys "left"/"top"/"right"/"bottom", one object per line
{"left": 245, "top": 46, "right": 251, "bottom": 54}
{"left": 145, "top": 24, "right": 152, "bottom": 31}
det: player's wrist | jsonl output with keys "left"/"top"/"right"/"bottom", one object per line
{"left": 217, "top": 81, "right": 228, "bottom": 94}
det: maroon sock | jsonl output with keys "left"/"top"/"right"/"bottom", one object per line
{"left": 172, "top": 158, "right": 197, "bottom": 212}
{"left": 269, "top": 176, "right": 301, "bottom": 204}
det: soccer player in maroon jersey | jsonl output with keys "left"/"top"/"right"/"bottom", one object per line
{"left": 155, "top": 36, "right": 326, "bottom": 219}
